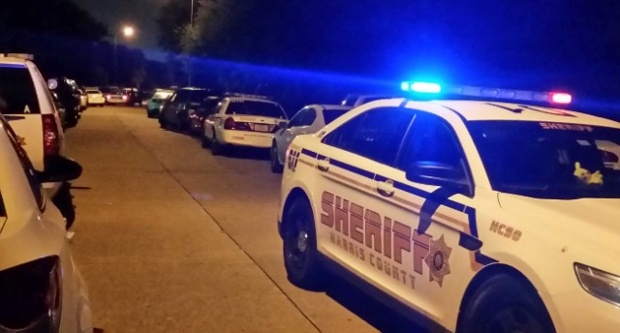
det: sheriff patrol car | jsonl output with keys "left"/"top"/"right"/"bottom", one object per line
{"left": 278, "top": 82, "right": 620, "bottom": 333}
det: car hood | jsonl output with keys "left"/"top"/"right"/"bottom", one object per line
{"left": 498, "top": 193, "right": 620, "bottom": 241}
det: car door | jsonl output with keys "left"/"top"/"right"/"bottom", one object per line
{"left": 276, "top": 107, "right": 316, "bottom": 163}
{"left": 386, "top": 110, "right": 476, "bottom": 322}
{"left": 311, "top": 106, "right": 416, "bottom": 284}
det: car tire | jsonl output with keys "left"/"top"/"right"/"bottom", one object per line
{"left": 457, "top": 274, "right": 555, "bottom": 333}
{"left": 211, "top": 134, "right": 225, "bottom": 156}
{"left": 158, "top": 116, "right": 167, "bottom": 129}
{"left": 270, "top": 142, "right": 283, "bottom": 173}
{"left": 282, "top": 198, "right": 325, "bottom": 290}
{"left": 201, "top": 134, "right": 210, "bottom": 149}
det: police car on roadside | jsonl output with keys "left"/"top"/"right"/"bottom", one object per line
{"left": 278, "top": 82, "right": 620, "bottom": 333}
{"left": 0, "top": 54, "right": 77, "bottom": 228}
{"left": 202, "top": 94, "right": 288, "bottom": 155}
{"left": 0, "top": 114, "right": 93, "bottom": 332}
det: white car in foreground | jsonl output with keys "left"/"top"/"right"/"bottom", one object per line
{"left": 202, "top": 95, "right": 288, "bottom": 155}
{"left": 0, "top": 115, "right": 93, "bottom": 332}
{"left": 278, "top": 83, "right": 620, "bottom": 333}
{"left": 271, "top": 104, "right": 351, "bottom": 173}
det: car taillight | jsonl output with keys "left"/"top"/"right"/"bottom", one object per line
{"left": 0, "top": 256, "right": 62, "bottom": 332}
{"left": 122, "top": 95, "right": 128, "bottom": 100}
{"left": 223, "top": 117, "right": 251, "bottom": 130}
{"left": 42, "top": 114, "right": 60, "bottom": 156}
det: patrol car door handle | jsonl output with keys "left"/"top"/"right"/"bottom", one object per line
{"left": 376, "top": 181, "right": 395, "bottom": 197}
{"left": 317, "top": 158, "right": 330, "bottom": 172}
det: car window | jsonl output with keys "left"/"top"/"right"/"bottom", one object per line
{"left": 225, "top": 100, "right": 286, "bottom": 118}
{"left": 288, "top": 108, "right": 311, "bottom": 128}
{"left": 396, "top": 112, "right": 469, "bottom": 181}
{"left": 0, "top": 65, "right": 41, "bottom": 114}
{"left": 322, "top": 107, "right": 414, "bottom": 165}
{"left": 469, "top": 121, "right": 620, "bottom": 199}
{"left": 322, "top": 108, "right": 349, "bottom": 124}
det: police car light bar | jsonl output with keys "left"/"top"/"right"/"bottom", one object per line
{"left": 401, "top": 81, "right": 442, "bottom": 94}
{"left": 446, "top": 85, "right": 572, "bottom": 105}
{"left": 550, "top": 92, "right": 572, "bottom": 104}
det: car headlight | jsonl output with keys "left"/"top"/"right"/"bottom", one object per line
{"left": 575, "top": 262, "right": 620, "bottom": 305}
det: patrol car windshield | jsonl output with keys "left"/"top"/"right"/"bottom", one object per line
{"left": 469, "top": 121, "right": 620, "bottom": 199}
{"left": 225, "top": 100, "right": 286, "bottom": 118}
{"left": 0, "top": 66, "right": 41, "bottom": 114}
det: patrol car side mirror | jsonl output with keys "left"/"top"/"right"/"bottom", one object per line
{"left": 406, "top": 161, "right": 471, "bottom": 195}
{"left": 38, "top": 156, "right": 82, "bottom": 183}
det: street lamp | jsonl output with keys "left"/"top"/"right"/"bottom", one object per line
{"left": 113, "top": 25, "right": 136, "bottom": 85}
{"left": 188, "top": 0, "right": 194, "bottom": 86}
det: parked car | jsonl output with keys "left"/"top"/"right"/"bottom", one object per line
{"left": 158, "top": 87, "right": 221, "bottom": 131}
{"left": 341, "top": 93, "right": 402, "bottom": 107}
{"left": 201, "top": 95, "right": 288, "bottom": 155}
{"left": 48, "top": 77, "right": 82, "bottom": 128}
{"left": 85, "top": 88, "right": 105, "bottom": 107}
{"left": 187, "top": 94, "right": 223, "bottom": 137}
{"left": 77, "top": 88, "right": 88, "bottom": 111}
{"left": 101, "top": 87, "right": 127, "bottom": 105}
{"left": 0, "top": 113, "right": 93, "bottom": 333}
{"left": 123, "top": 87, "right": 140, "bottom": 106}
{"left": 278, "top": 83, "right": 620, "bottom": 333}
{"left": 270, "top": 104, "right": 351, "bottom": 173}
{"left": 0, "top": 54, "right": 77, "bottom": 227}
{"left": 146, "top": 88, "right": 174, "bottom": 118}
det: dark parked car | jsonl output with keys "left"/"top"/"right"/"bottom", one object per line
{"left": 48, "top": 77, "right": 81, "bottom": 128}
{"left": 158, "top": 87, "right": 222, "bottom": 133}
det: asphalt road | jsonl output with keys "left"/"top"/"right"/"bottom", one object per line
{"left": 66, "top": 106, "right": 423, "bottom": 333}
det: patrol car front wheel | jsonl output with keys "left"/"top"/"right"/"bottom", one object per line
{"left": 458, "top": 274, "right": 555, "bottom": 333}
{"left": 283, "top": 199, "right": 324, "bottom": 290}
{"left": 270, "top": 143, "right": 283, "bottom": 173}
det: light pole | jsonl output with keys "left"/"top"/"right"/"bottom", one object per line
{"left": 113, "top": 25, "right": 135, "bottom": 85}
{"left": 188, "top": 0, "right": 194, "bottom": 86}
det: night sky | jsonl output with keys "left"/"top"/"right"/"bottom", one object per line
{"left": 67, "top": 0, "right": 620, "bottom": 104}
{"left": 69, "top": 0, "right": 167, "bottom": 54}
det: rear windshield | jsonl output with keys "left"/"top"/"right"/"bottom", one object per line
{"left": 87, "top": 90, "right": 100, "bottom": 94}
{"left": 0, "top": 65, "right": 40, "bottom": 114}
{"left": 225, "top": 100, "right": 286, "bottom": 118}
{"left": 323, "top": 108, "right": 349, "bottom": 124}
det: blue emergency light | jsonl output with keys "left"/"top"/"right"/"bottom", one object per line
{"left": 401, "top": 81, "right": 442, "bottom": 94}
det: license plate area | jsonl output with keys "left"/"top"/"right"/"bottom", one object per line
{"left": 254, "top": 124, "right": 269, "bottom": 132}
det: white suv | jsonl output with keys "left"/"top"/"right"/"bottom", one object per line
{"left": 0, "top": 114, "right": 93, "bottom": 332}
{"left": 0, "top": 54, "right": 75, "bottom": 227}
{"left": 278, "top": 86, "right": 620, "bottom": 333}
{"left": 202, "top": 95, "right": 288, "bottom": 155}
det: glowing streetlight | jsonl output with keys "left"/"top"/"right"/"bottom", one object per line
{"left": 113, "top": 25, "right": 136, "bottom": 85}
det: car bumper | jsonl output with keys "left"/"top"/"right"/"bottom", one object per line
{"left": 219, "top": 130, "right": 274, "bottom": 148}
{"left": 550, "top": 288, "right": 620, "bottom": 332}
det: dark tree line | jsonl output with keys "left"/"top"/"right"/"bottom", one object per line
{"left": 156, "top": 0, "right": 620, "bottom": 110}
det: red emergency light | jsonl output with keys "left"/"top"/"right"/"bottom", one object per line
{"left": 550, "top": 92, "right": 572, "bottom": 104}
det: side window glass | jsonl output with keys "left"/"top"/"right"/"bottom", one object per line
{"left": 288, "top": 109, "right": 306, "bottom": 128}
{"left": 323, "top": 107, "right": 414, "bottom": 165}
{"left": 396, "top": 112, "right": 468, "bottom": 182}
{"left": 304, "top": 109, "right": 317, "bottom": 126}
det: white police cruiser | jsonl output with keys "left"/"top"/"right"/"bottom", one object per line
{"left": 278, "top": 82, "right": 620, "bottom": 333}
{"left": 0, "top": 114, "right": 93, "bottom": 332}
{"left": 202, "top": 94, "right": 288, "bottom": 155}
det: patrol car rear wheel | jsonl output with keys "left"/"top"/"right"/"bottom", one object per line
{"left": 458, "top": 274, "right": 555, "bottom": 333}
{"left": 211, "top": 135, "right": 224, "bottom": 155}
{"left": 283, "top": 199, "right": 324, "bottom": 290}
{"left": 270, "top": 143, "right": 283, "bottom": 173}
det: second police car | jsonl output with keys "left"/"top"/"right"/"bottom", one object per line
{"left": 277, "top": 82, "right": 620, "bottom": 333}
